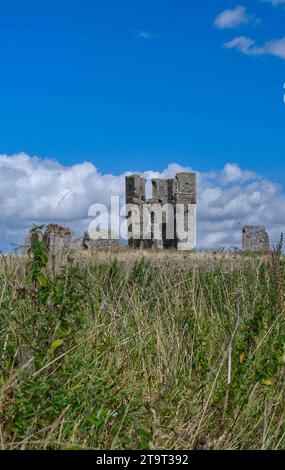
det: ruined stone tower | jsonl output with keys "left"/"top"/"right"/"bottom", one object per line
{"left": 125, "top": 172, "right": 197, "bottom": 250}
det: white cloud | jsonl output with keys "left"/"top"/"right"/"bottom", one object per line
{"left": 214, "top": 6, "right": 258, "bottom": 29}
{"left": 224, "top": 36, "right": 255, "bottom": 54}
{"left": 221, "top": 163, "right": 257, "bottom": 184}
{"left": 138, "top": 31, "right": 155, "bottom": 39}
{"left": 224, "top": 35, "right": 285, "bottom": 59}
{"left": 0, "top": 153, "right": 284, "bottom": 251}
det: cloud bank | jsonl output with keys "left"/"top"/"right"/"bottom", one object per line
{"left": 0, "top": 153, "right": 284, "bottom": 251}
{"left": 224, "top": 35, "right": 285, "bottom": 59}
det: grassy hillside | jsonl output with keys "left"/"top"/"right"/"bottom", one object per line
{"left": 0, "top": 244, "right": 285, "bottom": 450}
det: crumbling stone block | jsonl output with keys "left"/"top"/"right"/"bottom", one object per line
{"left": 43, "top": 224, "right": 71, "bottom": 275}
{"left": 242, "top": 225, "right": 270, "bottom": 252}
{"left": 175, "top": 172, "right": 197, "bottom": 198}
{"left": 125, "top": 174, "right": 146, "bottom": 205}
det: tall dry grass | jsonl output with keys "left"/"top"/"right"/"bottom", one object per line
{"left": 0, "top": 249, "right": 284, "bottom": 450}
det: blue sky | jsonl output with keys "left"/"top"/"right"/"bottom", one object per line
{"left": 1, "top": 0, "right": 285, "bottom": 251}
{"left": 0, "top": 0, "right": 285, "bottom": 182}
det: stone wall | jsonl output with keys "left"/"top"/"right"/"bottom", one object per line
{"left": 70, "top": 230, "right": 120, "bottom": 251}
{"left": 25, "top": 224, "right": 120, "bottom": 276}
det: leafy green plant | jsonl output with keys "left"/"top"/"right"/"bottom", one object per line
{"left": 27, "top": 225, "right": 49, "bottom": 292}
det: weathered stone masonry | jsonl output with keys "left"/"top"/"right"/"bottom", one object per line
{"left": 242, "top": 225, "right": 270, "bottom": 252}
{"left": 125, "top": 172, "right": 197, "bottom": 250}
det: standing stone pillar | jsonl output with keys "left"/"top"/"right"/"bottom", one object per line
{"left": 125, "top": 174, "right": 146, "bottom": 248}
{"left": 242, "top": 225, "right": 270, "bottom": 252}
{"left": 174, "top": 172, "right": 197, "bottom": 251}
{"left": 43, "top": 224, "right": 71, "bottom": 276}
{"left": 150, "top": 179, "right": 175, "bottom": 249}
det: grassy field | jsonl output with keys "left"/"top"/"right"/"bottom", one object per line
{"left": 0, "top": 242, "right": 285, "bottom": 450}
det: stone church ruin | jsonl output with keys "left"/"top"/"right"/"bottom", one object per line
{"left": 24, "top": 173, "right": 272, "bottom": 257}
